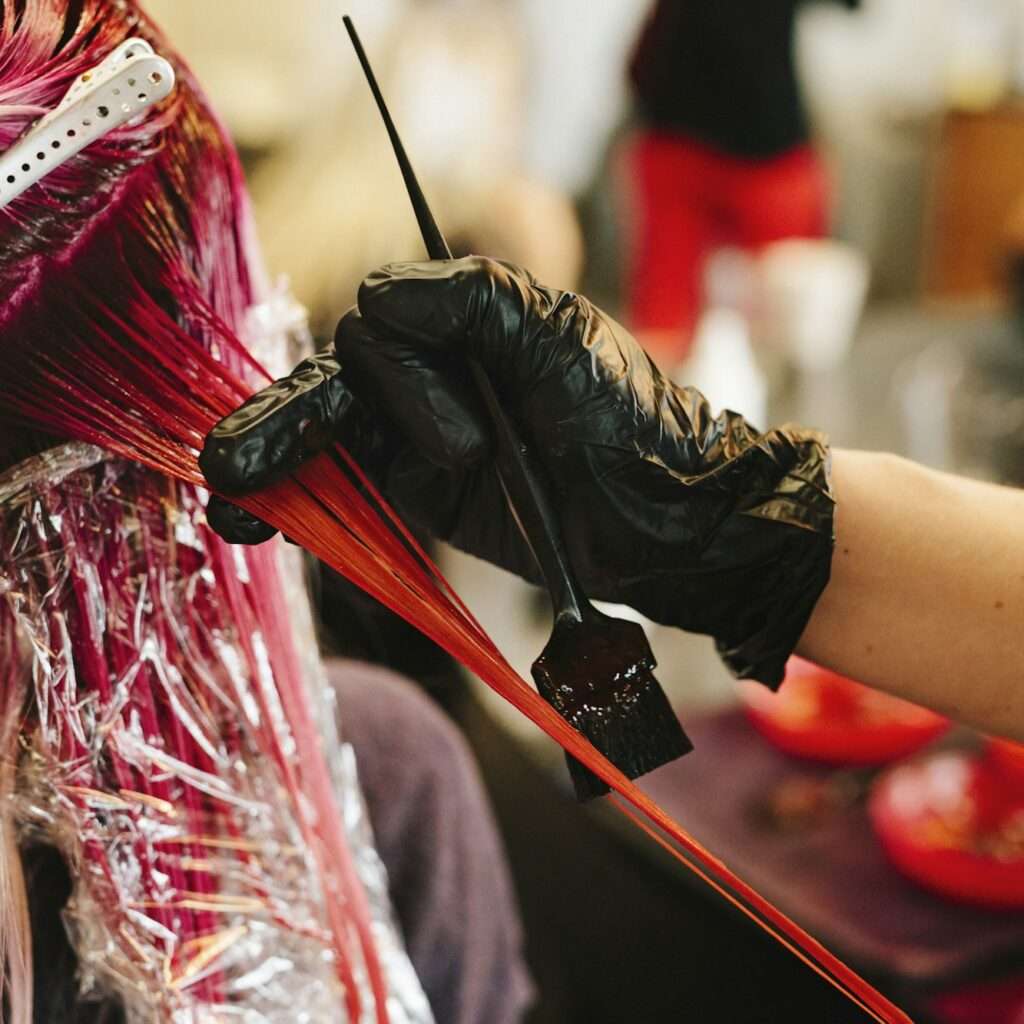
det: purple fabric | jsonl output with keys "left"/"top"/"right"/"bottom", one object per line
{"left": 328, "top": 660, "right": 534, "bottom": 1024}
{"left": 641, "top": 709, "right": 1024, "bottom": 984}
{"left": 927, "top": 975, "right": 1024, "bottom": 1024}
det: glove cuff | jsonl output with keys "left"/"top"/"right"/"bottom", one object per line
{"left": 712, "top": 426, "right": 835, "bottom": 689}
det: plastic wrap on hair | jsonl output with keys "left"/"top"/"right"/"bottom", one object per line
{"left": 0, "top": 446, "right": 433, "bottom": 1023}
{"left": 243, "top": 277, "right": 316, "bottom": 380}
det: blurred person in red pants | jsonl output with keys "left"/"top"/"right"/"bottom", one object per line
{"left": 624, "top": 0, "right": 859, "bottom": 370}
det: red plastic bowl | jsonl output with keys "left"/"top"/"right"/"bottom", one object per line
{"left": 740, "top": 657, "right": 949, "bottom": 766}
{"left": 869, "top": 748, "right": 1024, "bottom": 910}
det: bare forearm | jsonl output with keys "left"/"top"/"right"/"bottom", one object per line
{"left": 798, "top": 450, "right": 1024, "bottom": 740}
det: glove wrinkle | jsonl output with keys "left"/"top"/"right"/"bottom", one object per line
{"left": 200, "top": 353, "right": 349, "bottom": 495}
{"left": 338, "top": 310, "right": 490, "bottom": 471}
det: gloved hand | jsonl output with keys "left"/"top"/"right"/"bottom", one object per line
{"left": 200, "top": 257, "right": 835, "bottom": 687}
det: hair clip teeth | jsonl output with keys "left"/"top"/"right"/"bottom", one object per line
{"left": 0, "top": 44, "right": 175, "bottom": 211}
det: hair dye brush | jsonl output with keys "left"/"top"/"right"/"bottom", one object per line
{"left": 343, "top": 16, "right": 692, "bottom": 799}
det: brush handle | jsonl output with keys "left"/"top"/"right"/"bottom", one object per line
{"left": 344, "top": 16, "right": 449, "bottom": 259}
{"left": 467, "top": 360, "right": 590, "bottom": 625}
{"left": 343, "top": 14, "right": 591, "bottom": 624}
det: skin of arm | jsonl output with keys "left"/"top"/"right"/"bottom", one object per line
{"left": 797, "top": 449, "right": 1024, "bottom": 741}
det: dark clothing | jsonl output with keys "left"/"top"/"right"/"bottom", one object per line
{"left": 331, "top": 661, "right": 534, "bottom": 1024}
{"left": 630, "top": 0, "right": 857, "bottom": 158}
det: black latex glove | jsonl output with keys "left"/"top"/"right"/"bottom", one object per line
{"left": 200, "top": 257, "right": 835, "bottom": 687}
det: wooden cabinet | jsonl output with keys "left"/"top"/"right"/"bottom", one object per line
{"left": 925, "top": 103, "right": 1024, "bottom": 301}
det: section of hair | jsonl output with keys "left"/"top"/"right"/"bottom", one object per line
{"left": 0, "top": 0, "right": 260, "bottom": 471}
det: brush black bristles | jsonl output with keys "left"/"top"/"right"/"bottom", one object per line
{"left": 531, "top": 610, "right": 693, "bottom": 801}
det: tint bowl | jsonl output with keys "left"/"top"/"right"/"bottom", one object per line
{"left": 869, "top": 744, "right": 1024, "bottom": 910}
{"left": 740, "top": 657, "right": 949, "bottom": 766}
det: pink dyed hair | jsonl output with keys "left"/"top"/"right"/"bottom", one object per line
{"left": 0, "top": 3, "right": 393, "bottom": 1021}
{"left": 0, "top": 0, "right": 264, "bottom": 467}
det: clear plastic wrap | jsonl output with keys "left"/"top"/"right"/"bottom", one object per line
{"left": 0, "top": 443, "right": 432, "bottom": 1023}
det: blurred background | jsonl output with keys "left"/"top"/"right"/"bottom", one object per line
{"left": 147, "top": 1, "right": 1024, "bottom": 1021}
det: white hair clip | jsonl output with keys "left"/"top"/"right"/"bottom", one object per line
{"left": 0, "top": 38, "right": 175, "bottom": 210}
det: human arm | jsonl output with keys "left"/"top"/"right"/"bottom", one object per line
{"left": 800, "top": 450, "right": 1024, "bottom": 741}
